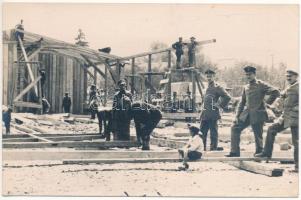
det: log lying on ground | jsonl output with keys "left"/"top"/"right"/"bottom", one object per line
{"left": 62, "top": 157, "right": 294, "bottom": 165}
{"left": 11, "top": 124, "right": 34, "bottom": 133}
{"left": 227, "top": 161, "right": 285, "bottom": 177}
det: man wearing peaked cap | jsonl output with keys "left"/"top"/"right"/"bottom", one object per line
{"left": 256, "top": 68, "right": 299, "bottom": 172}
{"left": 187, "top": 36, "right": 197, "bottom": 68}
{"left": 243, "top": 65, "right": 257, "bottom": 73}
{"left": 204, "top": 69, "right": 216, "bottom": 74}
{"left": 201, "top": 68, "right": 231, "bottom": 151}
{"left": 226, "top": 65, "right": 280, "bottom": 157}
{"left": 112, "top": 79, "right": 132, "bottom": 141}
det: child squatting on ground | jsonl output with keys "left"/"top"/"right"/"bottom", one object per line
{"left": 178, "top": 123, "right": 204, "bottom": 170}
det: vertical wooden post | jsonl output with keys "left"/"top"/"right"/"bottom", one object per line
{"left": 116, "top": 60, "right": 120, "bottom": 82}
{"left": 191, "top": 69, "right": 196, "bottom": 113}
{"left": 148, "top": 54, "right": 152, "bottom": 102}
{"left": 131, "top": 58, "right": 135, "bottom": 95}
{"left": 167, "top": 50, "right": 172, "bottom": 109}
{"left": 104, "top": 64, "right": 108, "bottom": 106}
{"left": 94, "top": 67, "right": 97, "bottom": 86}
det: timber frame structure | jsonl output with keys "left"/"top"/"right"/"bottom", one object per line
{"left": 3, "top": 28, "right": 216, "bottom": 114}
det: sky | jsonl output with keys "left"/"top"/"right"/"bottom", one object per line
{"left": 2, "top": 3, "right": 299, "bottom": 70}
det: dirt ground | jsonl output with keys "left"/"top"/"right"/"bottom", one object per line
{"left": 2, "top": 159, "right": 298, "bottom": 197}
{"left": 2, "top": 113, "right": 299, "bottom": 197}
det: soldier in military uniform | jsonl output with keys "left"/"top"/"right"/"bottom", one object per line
{"left": 112, "top": 79, "right": 132, "bottom": 140}
{"left": 226, "top": 66, "right": 280, "bottom": 157}
{"left": 131, "top": 102, "right": 162, "bottom": 150}
{"left": 187, "top": 36, "right": 197, "bottom": 68}
{"left": 200, "top": 69, "right": 231, "bottom": 151}
{"left": 255, "top": 69, "right": 299, "bottom": 172}
{"left": 62, "top": 92, "right": 71, "bottom": 113}
{"left": 89, "top": 84, "right": 97, "bottom": 119}
{"left": 172, "top": 37, "right": 185, "bottom": 69}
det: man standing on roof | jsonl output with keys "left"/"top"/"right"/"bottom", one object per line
{"left": 200, "top": 69, "right": 231, "bottom": 151}
{"left": 15, "top": 20, "right": 24, "bottom": 41}
{"left": 226, "top": 66, "right": 280, "bottom": 157}
{"left": 172, "top": 37, "right": 185, "bottom": 69}
{"left": 112, "top": 79, "right": 132, "bottom": 140}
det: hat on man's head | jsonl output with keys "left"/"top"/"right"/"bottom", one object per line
{"left": 286, "top": 69, "right": 298, "bottom": 76}
{"left": 190, "top": 36, "right": 196, "bottom": 40}
{"left": 204, "top": 69, "right": 216, "bottom": 75}
{"left": 91, "top": 84, "right": 96, "bottom": 88}
{"left": 243, "top": 66, "right": 256, "bottom": 73}
{"left": 117, "top": 79, "right": 126, "bottom": 86}
{"left": 65, "top": 92, "right": 69, "bottom": 95}
{"left": 187, "top": 123, "right": 203, "bottom": 136}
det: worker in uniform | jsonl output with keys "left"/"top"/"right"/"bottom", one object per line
{"left": 2, "top": 106, "right": 12, "bottom": 135}
{"left": 172, "top": 37, "right": 185, "bottom": 69}
{"left": 89, "top": 84, "right": 97, "bottom": 119}
{"left": 41, "top": 96, "right": 51, "bottom": 114}
{"left": 62, "top": 92, "right": 71, "bottom": 113}
{"left": 39, "top": 69, "right": 46, "bottom": 97}
{"left": 200, "top": 69, "right": 231, "bottom": 151}
{"left": 15, "top": 19, "right": 24, "bottom": 41}
{"left": 226, "top": 66, "right": 280, "bottom": 157}
{"left": 255, "top": 69, "right": 299, "bottom": 172}
{"left": 187, "top": 36, "right": 197, "bottom": 68}
{"left": 184, "top": 89, "right": 193, "bottom": 122}
{"left": 112, "top": 79, "right": 132, "bottom": 140}
{"left": 131, "top": 101, "right": 162, "bottom": 150}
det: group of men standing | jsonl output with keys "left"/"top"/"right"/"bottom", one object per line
{"left": 200, "top": 65, "right": 299, "bottom": 172}
{"left": 172, "top": 36, "right": 198, "bottom": 69}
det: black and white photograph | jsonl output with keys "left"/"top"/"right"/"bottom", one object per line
{"left": 1, "top": 2, "right": 299, "bottom": 197}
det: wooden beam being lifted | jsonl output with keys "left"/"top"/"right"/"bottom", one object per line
{"left": 17, "top": 35, "right": 38, "bottom": 95}
{"left": 13, "top": 76, "right": 42, "bottom": 102}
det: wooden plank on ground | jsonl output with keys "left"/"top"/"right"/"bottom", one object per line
{"left": 3, "top": 150, "right": 179, "bottom": 161}
{"left": 62, "top": 157, "right": 294, "bottom": 165}
{"left": 162, "top": 112, "right": 200, "bottom": 119}
{"left": 3, "top": 141, "right": 139, "bottom": 149}
{"left": 2, "top": 138, "right": 39, "bottom": 143}
{"left": 228, "top": 161, "right": 284, "bottom": 177}
{"left": 150, "top": 138, "right": 186, "bottom": 148}
{"left": 26, "top": 133, "right": 53, "bottom": 142}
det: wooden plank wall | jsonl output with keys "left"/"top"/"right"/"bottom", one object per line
{"left": 2, "top": 41, "right": 87, "bottom": 114}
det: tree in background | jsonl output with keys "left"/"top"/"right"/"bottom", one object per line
{"left": 75, "top": 29, "right": 89, "bottom": 47}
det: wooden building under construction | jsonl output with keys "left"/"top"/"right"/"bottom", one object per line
{"left": 2, "top": 29, "right": 122, "bottom": 114}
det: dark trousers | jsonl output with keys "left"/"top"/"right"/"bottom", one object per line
{"left": 188, "top": 52, "right": 195, "bottom": 67}
{"left": 263, "top": 123, "right": 298, "bottom": 169}
{"left": 135, "top": 117, "right": 160, "bottom": 150}
{"left": 63, "top": 106, "right": 70, "bottom": 113}
{"left": 230, "top": 118, "right": 264, "bottom": 154}
{"left": 178, "top": 149, "right": 202, "bottom": 161}
{"left": 200, "top": 120, "right": 218, "bottom": 150}
{"left": 4, "top": 122, "right": 10, "bottom": 134}
{"left": 96, "top": 111, "right": 112, "bottom": 140}
{"left": 176, "top": 53, "right": 182, "bottom": 69}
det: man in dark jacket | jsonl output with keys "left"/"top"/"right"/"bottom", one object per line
{"left": 89, "top": 84, "right": 97, "bottom": 119}
{"left": 112, "top": 79, "right": 132, "bottom": 140}
{"left": 200, "top": 69, "right": 231, "bottom": 151}
{"left": 2, "top": 106, "right": 12, "bottom": 135}
{"left": 131, "top": 102, "right": 162, "bottom": 150}
{"left": 187, "top": 37, "right": 197, "bottom": 68}
{"left": 41, "top": 97, "right": 50, "bottom": 114}
{"left": 226, "top": 66, "right": 280, "bottom": 157}
{"left": 62, "top": 92, "right": 71, "bottom": 113}
{"left": 255, "top": 69, "right": 299, "bottom": 172}
{"left": 172, "top": 37, "right": 185, "bottom": 69}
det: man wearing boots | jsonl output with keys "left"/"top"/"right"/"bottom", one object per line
{"left": 226, "top": 66, "right": 280, "bottom": 157}
{"left": 112, "top": 79, "right": 132, "bottom": 140}
{"left": 172, "top": 37, "right": 185, "bottom": 69}
{"left": 200, "top": 69, "right": 231, "bottom": 151}
{"left": 255, "top": 69, "right": 299, "bottom": 172}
